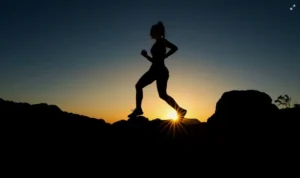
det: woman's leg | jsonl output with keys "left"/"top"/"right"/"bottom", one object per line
{"left": 157, "top": 75, "right": 187, "bottom": 117}
{"left": 128, "top": 71, "right": 155, "bottom": 117}
{"left": 135, "top": 71, "right": 155, "bottom": 109}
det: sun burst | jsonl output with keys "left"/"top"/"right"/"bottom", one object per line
{"left": 166, "top": 110, "right": 178, "bottom": 121}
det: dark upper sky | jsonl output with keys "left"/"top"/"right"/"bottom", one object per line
{"left": 0, "top": 0, "right": 299, "bottom": 122}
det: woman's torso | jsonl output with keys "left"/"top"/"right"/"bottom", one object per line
{"left": 150, "top": 38, "right": 168, "bottom": 72}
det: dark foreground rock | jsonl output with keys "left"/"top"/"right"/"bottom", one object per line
{"left": 1, "top": 90, "right": 299, "bottom": 152}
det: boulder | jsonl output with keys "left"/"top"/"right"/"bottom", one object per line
{"left": 207, "top": 90, "right": 279, "bottom": 143}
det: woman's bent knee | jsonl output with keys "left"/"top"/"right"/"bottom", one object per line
{"left": 159, "top": 93, "right": 168, "bottom": 100}
{"left": 135, "top": 83, "right": 142, "bottom": 90}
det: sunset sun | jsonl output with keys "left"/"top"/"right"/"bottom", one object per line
{"left": 166, "top": 110, "right": 178, "bottom": 121}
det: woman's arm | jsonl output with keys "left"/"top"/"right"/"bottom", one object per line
{"left": 144, "top": 54, "right": 153, "bottom": 62}
{"left": 141, "top": 50, "right": 153, "bottom": 62}
{"left": 164, "top": 39, "right": 178, "bottom": 59}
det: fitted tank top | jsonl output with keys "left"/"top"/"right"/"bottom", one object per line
{"left": 150, "top": 38, "right": 167, "bottom": 69}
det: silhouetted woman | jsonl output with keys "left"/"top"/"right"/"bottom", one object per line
{"left": 128, "top": 21, "right": 187, "bottom": 119}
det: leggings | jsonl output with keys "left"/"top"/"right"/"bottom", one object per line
{"left": 135, "top": 69, "right": 181, "bottom": 111}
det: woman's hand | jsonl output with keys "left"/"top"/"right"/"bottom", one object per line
{"left": 141, "top": 49, "right": 147, "bottom": 57}
{"left": 141, "top": 49, "right": 153, "bottom": 62}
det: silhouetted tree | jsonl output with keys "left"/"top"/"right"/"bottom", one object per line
{"left": 275, "top": 95, "right": 291, "bottom": 108}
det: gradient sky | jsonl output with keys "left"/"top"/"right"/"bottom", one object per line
{"left": 1, "top": 0, "right": 299, "bottom": 123}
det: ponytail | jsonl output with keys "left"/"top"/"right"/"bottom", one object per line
{"left": 157, "top": 21, "right": 165, "bottom": 38}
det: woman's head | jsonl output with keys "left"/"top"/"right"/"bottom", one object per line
{"left": 150, "top": 21, "right": 165, "bottom": 39}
